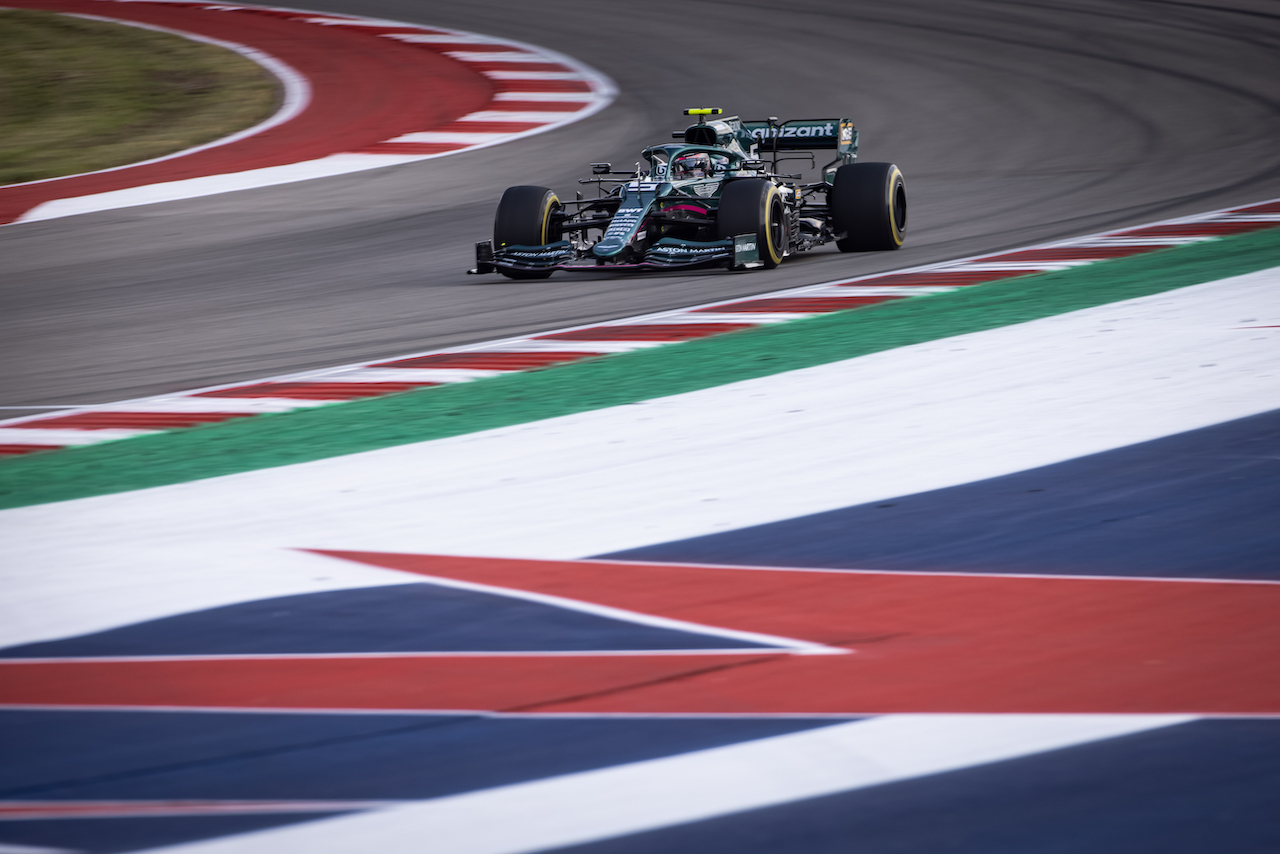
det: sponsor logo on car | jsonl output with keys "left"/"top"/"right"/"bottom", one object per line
{"left": 750, "top": 122, "right": 837, "bottom": 140}
{"left": 603, "top": 208, "right": 644, "bottom": 237}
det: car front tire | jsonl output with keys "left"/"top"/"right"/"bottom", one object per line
{"left": 717, "top": 178, "right": 786, "bottom": 269}
{"left": 493, "top": 185, "right": 561, "bottom": 279}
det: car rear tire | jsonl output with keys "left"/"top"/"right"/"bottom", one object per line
{"left": 494, "top": 185, "right": 561, "bottom": 279}
{"left": 717, "top": 178, "right": 786, "bottom": 269}
{"left": 832, "top": 163, "right": 906, "bottom": 251}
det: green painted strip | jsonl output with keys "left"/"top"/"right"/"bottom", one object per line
{"left": 2, "top": 226, "right": 1278, "bottom": 509}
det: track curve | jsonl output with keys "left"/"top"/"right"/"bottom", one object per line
{"left": 3, "top": 0, "right": 1278, "bottom": 408}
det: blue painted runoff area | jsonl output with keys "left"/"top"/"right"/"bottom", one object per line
{"left": 0, "top": 709, "right": 841, "bottom": 853}
{"left": 0, "top": 813, "right": 345, "bottom": 854}
{"left": 0, "top": 582, "right": 769, "bottom": 658}
{"left": 603, "top": 408, "right": 1280, "bottom": 580}
{"left": 549, "top": 719, "right": 1280, "bottom": 854}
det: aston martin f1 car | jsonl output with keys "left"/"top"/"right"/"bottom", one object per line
{"left": 469, "top": 109, "right": 906, "bottom": 279}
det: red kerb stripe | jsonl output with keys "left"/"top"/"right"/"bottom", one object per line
{"left": 353, "top": 142, "right": 470, "bottom": 155}
{"left": 195, "top": 382, "right": 437, "bottom": 400}
{"left": 979, "top": 246, "right": 1160, "bottom": 263}
{"left": 0, "top": 444, "right": 63, "bottom": 456}
{"left": 696, "top": 296, "right": 901, "bottom": 314}
{"left": 461, "top": 61, "right": 570, "bottom": 73}
{"left": 433, "top": 121, "right": 545, "bottom": 133}
{"left": 1117, "top": 221, "right": 1279, "bottom": 238}
{"left": 491, "top": 79, "right": 592, "bottom": 93}
{"left": 538, "top": 324, "right": 757, "bottom": 342}
{"left": 486, "top": 101, "right": 584, "bottom": 112}
{"left": 373, "top": 352, "right": 597, "bottom": 370}
{"left": 7, "top": 412, "right": 255, "bottom": 430}
{"left": 1237, "top": 201, "right": 1280, "bottom": 214}
{"left": 839, "top": 270, "right": 1030, "bottom": 287}
{"left": 406, "top": 41, "right": 528, "bottom": 53}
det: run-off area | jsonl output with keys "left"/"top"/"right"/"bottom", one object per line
{"left": 0, "top": 267, "right": 1277, "bottom": 853}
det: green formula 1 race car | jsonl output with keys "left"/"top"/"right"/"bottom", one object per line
{"left": 470, "top": 108, "right": 906, "bottom": 279}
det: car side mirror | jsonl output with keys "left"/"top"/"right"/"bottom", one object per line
{"left": 743, "top": 160, "right": 764, "bottom": 170}
{"left": 591, "top": 163, "right": 611, "bottom": 174}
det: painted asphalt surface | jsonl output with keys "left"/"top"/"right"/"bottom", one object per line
{"left": 2, "top": 2, "right": 1279, "bottom": 852}
{"left": 2, "top": 265, "right": 1278, "bottom": 851}
{"left": 606, "top": 407, "right": 1280, "bottom": 581}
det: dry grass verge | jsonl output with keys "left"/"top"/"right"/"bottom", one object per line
{"left": 0, "top": 8, "right": 279, "bottom": 185}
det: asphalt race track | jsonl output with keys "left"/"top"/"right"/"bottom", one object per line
{"left": 2, "top": 0, "right": 1279, "bottom": 409}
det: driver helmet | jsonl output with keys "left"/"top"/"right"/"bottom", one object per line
{"left": 673, "top": 152, "right": 712, "bottom": 180}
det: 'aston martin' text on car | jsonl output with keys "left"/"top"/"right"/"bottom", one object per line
{"left": 470, "top": 108, "right": 907, "bottom": 279}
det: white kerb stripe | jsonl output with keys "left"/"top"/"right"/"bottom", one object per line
{"left": 386, "top": 132, "right": 506, "bottom": 144}
{"left": 482, "top": 70, "right": 586, "bottom": 80}
{"left": 383, "top": 33, "right": 495, "bottom": 43}
{"left": 444, "top": 52, "right": 556, "bottom": 63}
{"left": 147, "top": 714, "right": 1192, "bottom": 854}
{"left": 457, "top": 111, "right": 580, "bottom": 123}
{"left": 319, "top": 368, "right": 501, "bottom": 383}
{"left": 493, "top": 92, "right": 595, "bottom": 101}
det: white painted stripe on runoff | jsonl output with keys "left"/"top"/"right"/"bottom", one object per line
{"left": 0, "top": 843, "right": 80, "bottom": 854}
{"left": 7, "top": 650, "right": 789, "bottom": 663}
{"left": 1, "top": 268, "right": 1276, "bottom": 647}
{"left": 144, "top": 714, "right": 1192, "bottom": 854}
{"left": 301, "top": 558, "right": 843, "bottom": 656}
{"left": 0, "top": 544, "right": 416, "bottom": 650}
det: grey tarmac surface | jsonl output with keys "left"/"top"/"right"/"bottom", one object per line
{"left": 2, "top": 0, "right": 1278, "bottom": 408}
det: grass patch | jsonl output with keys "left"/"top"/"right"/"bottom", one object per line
{"left": 1, "top": 225, "right": 1278, "bottom": 509}
{"left": 0, "top": 8, "right": 278, "bottom": 185}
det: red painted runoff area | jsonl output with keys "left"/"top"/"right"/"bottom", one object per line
{"left": 3, "top": 552, "right": 1276, "bottom": 716}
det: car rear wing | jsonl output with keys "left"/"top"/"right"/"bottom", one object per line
{"left": 741, "top": 119, "right": 858, "bottom": 158}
